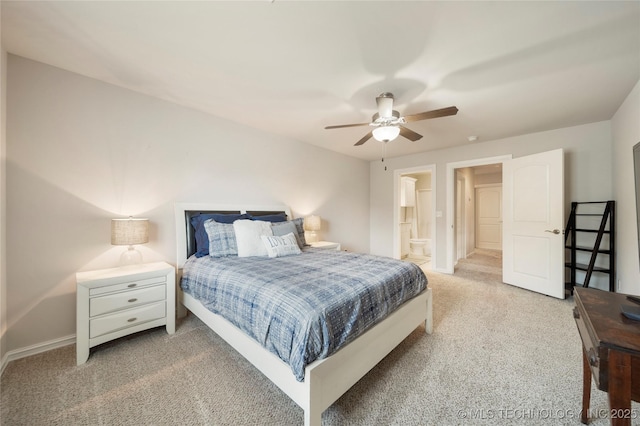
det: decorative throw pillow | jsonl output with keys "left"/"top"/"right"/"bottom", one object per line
{"left": 204, "top": 220, "right": 238, "bottom": 257}
{"left": 261, "top": 233, "right": 302, "bottom": 258}
{"left": 190, "top": 213, "right": 249, "bottom": 257}
{"left": 271, "top": 221, "right": 304, "bottom": 249}
{"left": 234, "top": 219, "right": 273, "bottom": 257}
{"left": 291, "top": 217, "right": 307, "bottom": 247}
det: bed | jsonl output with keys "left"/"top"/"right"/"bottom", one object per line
{"left": 174, "top": 203, "right": 433, "bottom": 426}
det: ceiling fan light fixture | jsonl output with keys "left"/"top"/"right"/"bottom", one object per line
{"left": 324, "top": 92, "right": 457, "bottom": 147}
{"left": 372, "top": 125, "right": 400, "bottom": 143}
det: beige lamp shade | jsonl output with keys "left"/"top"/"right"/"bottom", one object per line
{"left": 111, "top": 217, "right": 149, "bottom": 246}
{"left": 304, "top": 215, "right": 321, "bottom": 232}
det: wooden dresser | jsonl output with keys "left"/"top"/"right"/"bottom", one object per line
{"left": 573, "top": 287, "right": 640, "bottom": 425}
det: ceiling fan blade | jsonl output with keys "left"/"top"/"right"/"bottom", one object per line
{"left": 325, "top": 122, "right": 371, "bottom": 130}
{"left": 399, "top": 126, "right": 423, "bottom": 142}
{"left": 403, "top": 106, "right": 459, "bottom": 123}
{"left": 354, "top": 131, "right": 373, "bottom": 146}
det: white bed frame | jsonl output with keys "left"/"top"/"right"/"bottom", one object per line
{"left": 174, "top": 203, "right": 433, "bottom": 426}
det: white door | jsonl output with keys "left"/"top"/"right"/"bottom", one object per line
{"left": 476, "top": 186, "right": 502, "bottom": 250}
{"left": 503, "top": 149, "right": 564, "bottom": 299}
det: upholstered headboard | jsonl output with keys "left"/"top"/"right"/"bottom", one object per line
{"left": 174, "top": 203, "right": 292, "bottom": 269}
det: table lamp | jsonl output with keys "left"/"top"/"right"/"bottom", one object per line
{"left": 304, "top": 215, "right": 321, "bottom": 243}
{"left": 111, "top": 217, "right": 149, "bottom": 265}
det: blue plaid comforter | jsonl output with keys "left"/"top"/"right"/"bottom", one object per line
{"left": 181, "top": 249, "right": 428, "bottom": 381}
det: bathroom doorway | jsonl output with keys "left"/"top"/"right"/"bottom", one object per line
{"left": 394, "top": 165, "right": 436, "bottom": 270}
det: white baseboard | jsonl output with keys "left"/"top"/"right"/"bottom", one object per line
{"left": 0, "top": 351, "right": 8, "bottom": 376}
{"left": 0, "top": 334, "right": 75, "bottom": 376}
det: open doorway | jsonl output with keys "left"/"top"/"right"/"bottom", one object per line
{"left": 393, "top": 165, "right": 436, "bottom": 270}
{"left": 451, "top": 165, "right": 503, "bottom": 269}
{"left": 452, "top": 164, "right": 503, "bottom": 271}
{"left": 474, "top": 164, "right": 503, "bottom": 251}
{"left": 445, "top": 155, "right": 511, "bottom": 274}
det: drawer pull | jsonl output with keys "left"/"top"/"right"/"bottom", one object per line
{"left": 573, "top": 308, "right": 580, "bottom": 319}
{"left": 128, "top": 298, "right": 138, "bottom": 303}
{"left": 127, "top": 283, "right": 137, "bottom": 288}
{"left": 587, "top": 347, "right": 599, "bottom": 367}
{"left": 127, "top": 317, "right": 137, "bottom": 323}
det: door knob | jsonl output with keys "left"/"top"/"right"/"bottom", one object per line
{"left": 545, "top": 229, "right": 560, "bottom": 234}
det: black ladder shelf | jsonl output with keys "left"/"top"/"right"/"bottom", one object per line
{"left": 565, "top": 201, "right": 615, "bottom": 293}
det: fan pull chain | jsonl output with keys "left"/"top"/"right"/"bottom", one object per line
{"left": 381, "top": 141, "right": 388, "bottom": 171}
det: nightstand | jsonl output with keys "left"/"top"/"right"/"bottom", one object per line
{"left": 76, "top": 261, "right": 175, "bottom": 365}
{"left": 309, "top": 241, "right": 341, "bottom": 251}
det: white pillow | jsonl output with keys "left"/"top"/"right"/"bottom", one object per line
{"left": 261, "top": 233, "right": 302, "bottom": 258}
{"left": 233, "top": 219, "right": 273, "bottom": 257}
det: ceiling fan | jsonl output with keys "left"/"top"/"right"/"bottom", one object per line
{"left": 325, "top": 92, "right": 458, "bottom": 146}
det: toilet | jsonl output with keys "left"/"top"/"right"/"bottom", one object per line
{"left": 410, "top": 238, "right": 431, "bottom": 257}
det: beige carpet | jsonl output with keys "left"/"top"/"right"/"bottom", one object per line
{"left": 2, "top": 250, "right": 636, "bottom": 425}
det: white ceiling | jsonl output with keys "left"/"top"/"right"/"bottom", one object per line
{"left": 2, "top": 1, "right": 639, "bottom": 161}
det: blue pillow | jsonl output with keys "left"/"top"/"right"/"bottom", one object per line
{"left": 191, "top": 213, "right": 249, "bottom": 257}
{"left": 249, "top": 213, "right": 288, "bottom": 223}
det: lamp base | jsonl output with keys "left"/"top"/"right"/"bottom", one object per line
{"left": 306, "top": 231, "right": 319, "bottom": 243}
{"left": 120, "top": 246, "right": 143, "bottom": 266}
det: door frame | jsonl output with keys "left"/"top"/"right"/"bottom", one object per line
{"left": 393, "top": 164, "right": 436, "bottom": 262}
{"left": 445, "top": 155, "right": 512, "bottom": 274}
{"left": 456, "top": 173, "right": 466, "bottom": 263}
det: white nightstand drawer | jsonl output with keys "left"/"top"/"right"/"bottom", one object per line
{"left": 89, "top": 276, "right": 166, "bottom": 296}
{"left": 90, "top": 285, "right": 166, "bottom": 317}
{"left": 90, "top": 301, "right": 166, "bottom": 339}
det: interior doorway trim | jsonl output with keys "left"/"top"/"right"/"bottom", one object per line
{"left": 456, "top": 173, "right": 466, "bottom": 263}
{"left": 445, "top": 155, "right": 511, "bottom": 274}
{"left": 393, "top": 164, "right": 436, "bottom": 264}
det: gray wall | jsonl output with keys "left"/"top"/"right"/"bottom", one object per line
{"left": 5, "top": 55, "right": 370, "bottom": 354}
{"left": 612, "top": 80, "right": 640, "bottom": 295}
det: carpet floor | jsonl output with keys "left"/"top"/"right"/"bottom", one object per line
{"left": 2, "top": 249, "right": 637, "bottom": 425}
